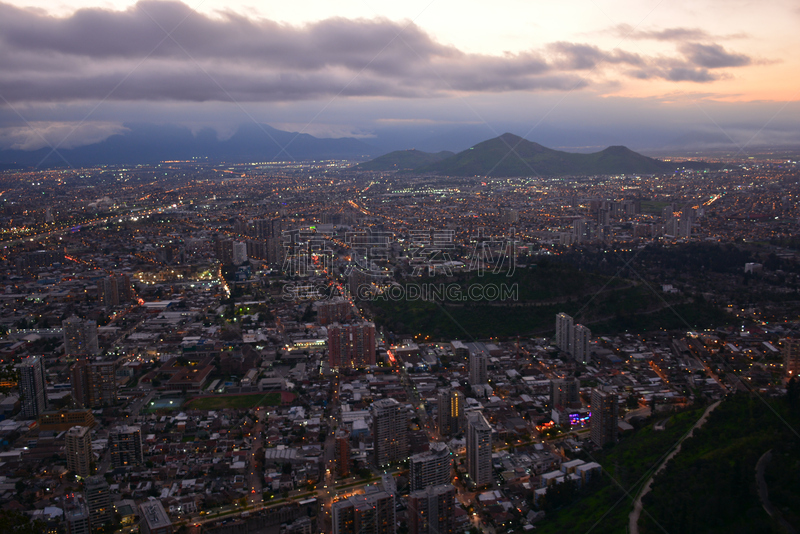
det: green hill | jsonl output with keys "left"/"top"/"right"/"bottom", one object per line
{"left": 357, "top": 149, "right": 455, "bottom": 171}
{"left": 580, "top": 145, "right": 670, "bottom": 175}
{"left": 418, "top": 133, "right": 673, "bottom": 176}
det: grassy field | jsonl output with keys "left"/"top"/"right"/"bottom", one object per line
{"left": 185, "top": 392, "right": 282, "bottom": 410}
{"left": 640, "top": 200, "right": 673, "bottom": 215}
{"left": 142, "top": 397, "right": 185, "bottom": 413}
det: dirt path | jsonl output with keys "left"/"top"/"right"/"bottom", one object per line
{"left": 756, "top": 449, "right": 797, "bottom": 534}
{"left": 628, "top": 400, "right": 721, "bottom": 534}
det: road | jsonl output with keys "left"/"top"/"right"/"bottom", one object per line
{"left": 126, "top": 390, "right": 155, "bottom": 416}
{"left": 628, "top": 400, "right": 721, "bottom": 534}
{"left": 692, "top": 355, "right": 730, "bottom": 393}
{"left": 398, "top": 362, "right": 433, "bottom": 438}
{"left": 247, "top": 408, "right": 264, "bottom": 507}
{"left": 318, "top": 376, "right": 340, "bottom": 534}
{"left": 109, "top": 316, "right": 147, "bottom": 354}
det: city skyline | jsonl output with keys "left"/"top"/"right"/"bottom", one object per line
{"left": 0, "top": 3, "right": 799, "bottom": 533}
{"left": 0, "top": 156, "right": 798, "bottom": 533}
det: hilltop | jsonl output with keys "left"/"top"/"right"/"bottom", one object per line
{"left": 359, "top": 133, "right": 720, "bottom": 177}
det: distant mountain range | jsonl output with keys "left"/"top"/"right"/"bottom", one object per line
{"left": 0, "top": 123, "right": 724, "bottom": 173}
{"left": 360, "top": 133, "right": 721, "bottom": 176}
{"left": 0, "top": 123, "right": 374, "bottom": 168}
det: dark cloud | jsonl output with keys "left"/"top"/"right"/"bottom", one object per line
{"left": 0, "top": 57, "right": 583, "bottom": 104}
{"left": 0, "top": 1, "right": 591, "bottom": 103}
{"left": 548, "top": 42, "right": 644, "bottom": 70}
{"left": 0, "top": 0, "right": 757, "bottom": 107}
{"left": 613, "top": 24, "right": 713, "bottom": 41}
{"left": 678, "top": 42, "right": 751, "bottom": 68}
{"left": 623, "top": 41, "right": 751, "bottom": 83}
{"left": 625, "top": 65, "right": 720, "bottom": 83}
{"left": 612, "top": 24, "right": 746, "bottom": 42}
{"left": 663, "top": 67, "right": 718, "bottom": 82}
{"left": 0, "top": 2, "right": 454, "bottom": 70}
{"left": 626, "top": 61, "right": 721, "bottom": 83}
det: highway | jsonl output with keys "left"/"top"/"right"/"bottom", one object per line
{"left": 318, "top": 376, "right": 340, "bottom": 533}
{"left": 247, "top": 407, "right": 265, "bottom": 507}
{"left": 0, "top": 202, "right": 183, "bottom": 246}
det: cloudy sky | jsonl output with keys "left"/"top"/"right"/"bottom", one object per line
{"left": 1, "top": 0, "right": 798, "bottom": 153}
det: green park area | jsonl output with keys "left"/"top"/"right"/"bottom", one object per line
{"left": 367, "top": 261, "right": 728, "bottom": 339}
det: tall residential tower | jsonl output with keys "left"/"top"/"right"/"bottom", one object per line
{"left": 20, "top": 354, "right": 47, "bottom": 418}
{"left": 590, "top": 387, "right": 619, "bottom": 447}
{"left": 65, "top": 425, "right": 92, "bottom": 478}
{"left": 466, "top": 412, "right": 492, "bottom": 487}
{"left": 371, "top": 398, "right": 409, "bottom": 467}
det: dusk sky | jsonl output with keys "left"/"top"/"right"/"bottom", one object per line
{"left": 1, "top": 0, "right": 798, "bottom": 154}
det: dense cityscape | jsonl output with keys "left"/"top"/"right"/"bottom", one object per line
{"left": 2, "top": 0, "right": 800, "bottom": 533}
{"left": 0, "top": 153, "right": 799, "bottom": 534}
